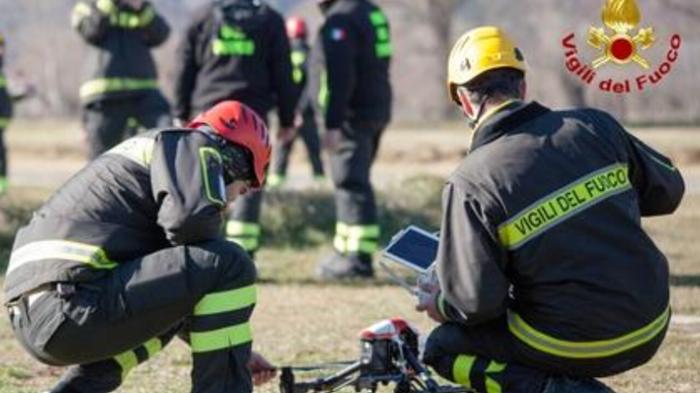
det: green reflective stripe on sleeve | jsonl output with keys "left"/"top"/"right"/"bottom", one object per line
{"left": 485, "top": 361, "right": 506, "bottom": 393}
{"left": 190, "top": 322, "right": 252, "bottom": 353}
{"left": 198, "top": 147, "right": 226, "bottom": 207}
{"left": 143, "top": 338, "right": 162, "bottom": 359}
{"left": 507, "top": 306, "right": 670, "bottom": 359}
{"left": 291, "top": 51, "right": 306, "bottom": 66}
{"left": 0, "top": 117, "right": 9, "bottom": 128}
{"left": 498, "top": 164, "right": 631, "bottom": 250}
{"left": 228, "top": 237, "right": 259, "bottom": 252}
{"left": 318, "top": 71, "right": 329, "bottom": 112}
{"left": 194, "top": 285, "right": 257, "bottom": 316}
{"left": 7, "top": 240, "right": 118, "bottom": 274}
{"left": 375, "top": 42, "right": 393, "bottom": 58}
{"left": 226, "top": 221, "right": 261, "bottom": 237}
{"left": 80, "top": 78, "right": 159, "bottom": 99}
{"left": 292, "top": 68, "right": 304, "bottom": 84}
{"left": 106, "top": 137, "right": 154, "bottom": 167}
{"left": 114, "top": 350, "right": 137, "bottom": 380}
{"left": 96, "top": 0, "right": 116, "bottom": 14}
{"left": 369, "top": 10, "right": 387, "bottom": 26}
{"left": 452, "top": 354, "right": 475, "bottom": 387}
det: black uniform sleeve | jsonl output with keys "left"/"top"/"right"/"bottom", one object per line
{"left": 150, "top": 132, "right": 227, "bottom": 245}
{"left": 173, "top": 14, "right": 206, "bottom": 122}
{"left": 435, "top": 182, "right": 510, "bottom": 325}
{"left": 71, "top": 1, "right": 111, "bottom": 45}
{"left": 268, "top": 12, "right": 296, "bottom": 128}
{"left": 320, "top": 14, "right": 357, "bottom": 129}
{"left": 137, "top": 3, "right": 170, "bottom": 47}
{"left": 624, "top": 132, "right": 685, "bottom": 216}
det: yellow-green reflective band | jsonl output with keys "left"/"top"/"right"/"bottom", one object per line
{"left": 498, "top": 163, "right": 631, "bottom": 250}
{"left": 0, "top": 177, "right": 8, "bottom": 194}
{"left": 369, "top": 10, "right": 387, "bottom": 26}
{"left": 114, "top": 350, "right": 137, "bottom": 380}
{"left": 228, "top": 236, "right": 259, "bottom": 252}
{"left": 507, "top": 306, "right": 670, "bottom": 359}
{"left": 190, "top": 322, "right": 252, "bottom": 353}
{"left": 221, "top": 25, "right": 246, "bottom": 39}
{"left": 194, "top": 285, "right": 257, "bottom": 316}
{"left": 226, "top": 221, "right": 261, "bottom": 237}
{"left": 375, "top": 42, "right": 392, "bottom": 58}
{"left": 80, "top": 78, "right": 158, "bottom": 99}
{"left": 485, "top": 361, "right": 506, "bottom": 393}
{"left": 376, "top": 27, "right": 389, "bottom": 42}
{"left": 212, "top": 39, "right": 256, "bottom": 56}
{"left": 106, "top": 137, "right": 154, "bottom": 167}
{"left": 333, "top": 235, "right": 347, "bottom": 253}
{"left": 291, "top": 51, "right": 306, "bottom": 66}
{"left": 139, "top": 6, "right": 155, "bottom": 26}
{"left": 319, "top": 71, "right": 329, "bottom": 111}
{"left": 96, "top": 0, "right": 116, "bottom": 14}
{"left": 8, "top": 240, "right": 118, "bottom": 274}
{"left": 0, "top": 76, "right": 6, "bottom": 88}
{"left": 452, "top": 354, "right": 475, "bottom": 387}
{"left": 347, "top": 238, "right": 378, "bottom": 253}
{"left": 0, "top": 117, "right": 9, "bottom": 128}
{"left": 336, "top": 223, "right": 380, "bottom": 239}
{"left": 199, "top": 147, "right": 226, "bottom": 207}
{"left": 293, "top": 68, "right": 304, "bottom": 84}
{"left": 143, "top": 337, "right": 162, "bottom": 359}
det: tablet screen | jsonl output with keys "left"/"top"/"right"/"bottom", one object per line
{"left": 383, "top": 227, "right": 438, "bottom": 272}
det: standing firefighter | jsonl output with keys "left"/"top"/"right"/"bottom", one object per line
{"left": 4, "top": 101, "right": 276, "bottom": 393}
{"left": 268, "top": 16, "right": 325, "bottom": 188}
{"left": 72, "top": 0, "right": 171, "bottom": 159}
{"left": 0, "top": 32, "right": 34, "bottom": 195}
{"left": 310, "top": 0, "right": 393, "bottom": 279}
{"left": 416, "top": 27, "right": 685, "bottom": 392}
{"left": 174, "top": 0, "right": 296, "bottom": 258}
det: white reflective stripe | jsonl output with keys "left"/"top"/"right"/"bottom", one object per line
{"left": 8, "top": 240, "right": 117, "bottom": 274}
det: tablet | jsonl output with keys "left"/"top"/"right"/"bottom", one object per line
{"left": 382, "top": 226, "right": 439, "bottom": 274}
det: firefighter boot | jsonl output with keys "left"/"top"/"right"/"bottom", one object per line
{"left": 316, "top": 252, "right": 374, "bottom": 280}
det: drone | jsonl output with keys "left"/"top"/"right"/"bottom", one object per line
{"left": 279, "top": 318, "right": 473, "bottom": 393}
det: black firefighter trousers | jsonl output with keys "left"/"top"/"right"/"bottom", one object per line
{"left": 271, "top": 105, "right": 324, "bottom": 178}
{"left": 423, "top": 316, "right": 667, "bottom": 393}
{"left": 8, "top": 240, "right": 257, "bottom": 393}
{"left": 83, "top": 91, "right": 171, "bottom": 159}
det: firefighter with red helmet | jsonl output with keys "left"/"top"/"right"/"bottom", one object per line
{"left": 3, "top": 101, "right": 276, "bottom": 393}
{"left": 268, "top": 16, "right": 325, "bottom": 188}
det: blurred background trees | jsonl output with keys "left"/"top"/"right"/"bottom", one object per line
{"left": 0, "top": 0, "right": 697, "bottom": 125}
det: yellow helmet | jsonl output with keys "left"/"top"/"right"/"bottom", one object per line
{"left": 447, "top": 26, "right": 526, "bottom": 104}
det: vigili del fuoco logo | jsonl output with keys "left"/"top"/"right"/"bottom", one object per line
{"left": 561, "top": 0, "right": 681, "bottom": 94}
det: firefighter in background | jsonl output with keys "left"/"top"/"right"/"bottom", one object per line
{"left": 416, "top": 27, "right": 684, "bottom": 392}
{"left": 0, "top": 32, "right": 34, "bottom": 195}
{"left": 174, "top": 0, "right": 297, "bottom": 258}
{"left": 4, "top": 101, "right": 276, "bottom": 393}
{"left": 310, "top": 0, "right": 393, "bottom": 280}
{"left": 267, "top": 16, "right": 325, "bottom": 188}
{"left": 71, "top": 0, "right": 171, "bottom": 159}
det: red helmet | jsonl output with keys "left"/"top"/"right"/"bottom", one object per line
{"left": 286, "top": 16, "right": 307, "bottom": 39}
{"left": 188, "top": 101, "right": 271, "bottom": 189}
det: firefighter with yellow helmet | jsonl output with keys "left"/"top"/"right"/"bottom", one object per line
{"left": 416, "top": 26, "right": 684, "bottom": 392}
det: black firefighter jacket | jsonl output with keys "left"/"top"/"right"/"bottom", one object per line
{"left": 4, "top": 129, "right": 231, "bottom": 302}
{"left": 71, "top": 0, "right": 170, "bottom": 104}
{"left": 308, "top": 0, "right": 392, "bottom": 130}
{"left": 435, "top": 101, "right": 684, "bottom": 358}
{"left": 173, "top": 0, "right": 296, "bottom": 127}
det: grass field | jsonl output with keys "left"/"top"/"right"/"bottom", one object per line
{"left": 0, "top": 121, "right": 698, "bottom": 392}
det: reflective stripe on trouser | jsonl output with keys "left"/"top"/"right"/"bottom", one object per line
{"left": 80, "top": 78, "right": 159, "bottom": 101}
{"left": 226, "top": 221, "right": 261, "bottom": 253}
{"left": 0, "top": 116, "right": 9, "bottom": 128}
{"left": 453, "top": 355, "right": 507, "bottom": 393}
{"left": 333, "top": 222, "right": 380, "bottom": 255}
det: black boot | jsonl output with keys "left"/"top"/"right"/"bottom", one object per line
{"left": 541, "top": 376, "right": 616, "bottom": 393}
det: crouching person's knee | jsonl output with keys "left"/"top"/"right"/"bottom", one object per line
{"left": 422, "top": 324, "right": 461, "bottom": 382}
{"left": 191, "top": 240, "right": 257, "bottom": 290}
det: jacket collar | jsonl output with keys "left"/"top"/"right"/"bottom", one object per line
{"left": 469, "top": 101, "right": 550, "bottom": 152}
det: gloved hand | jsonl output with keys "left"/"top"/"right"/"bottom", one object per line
{"left": 415, "top": 269, "right": 446, "bottom": 323}
{"left": 322, "top": 128, "right": 342, "bottom": 152}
